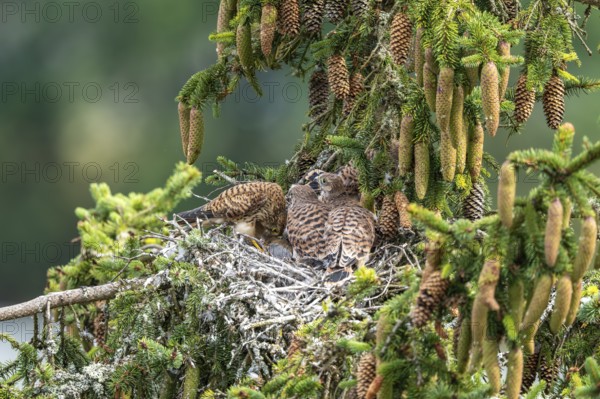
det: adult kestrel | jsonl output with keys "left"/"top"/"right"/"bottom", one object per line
{"left": 285, "top": 184, "right": 332, "bottom": 264}
{"left": 318, "top": 173, "right": 376, "bottom": 281}
{"left": 176, "top": 182, "right": 286, "bottom": 239}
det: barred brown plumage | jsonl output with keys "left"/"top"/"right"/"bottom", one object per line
{"left": 357, "top": 353, "right": 376, "bottom": 399}
{"left": 286, "top": 184, "right": 332, "bottom": 262}
{"left": 318, "top": 173, "right": 376, "bottom": 280}
{"left": 411, "top": 270, "right": 449, "bottom": 327}
{"left": 390, "top": 12, "right": 412, "bottom": 66}
{"left": 543, "top": 72, "right": 565, "bottom": 130}
{"left": 303, "top": 0, "right": 325, "bottom": 35}
{"left": 279, "top": 0, "right": 300, "bottom": 36}
{"left": 514, "top": 73, "right": 536, "bottom": 124}
{"left": 463, "top": 182, "right": 485, "bottom": 221}
{"left": 176, "top": 182, "right": 286, "bottom": 239}
{"left": 328, "top": 54, "right": 351, "bottom": 99}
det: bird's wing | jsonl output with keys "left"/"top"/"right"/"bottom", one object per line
{"left": 287, "top": 202, "right": 329, "bottom": 259}
{"left": 324, "top": 206, "right": 375, "bottom": 268}
{"left": 205, "top": 182, "right": 270, "bottom": 220}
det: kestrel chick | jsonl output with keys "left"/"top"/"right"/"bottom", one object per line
{"left": 302, "top": 163, "right": 360, "bottom": 199}
{"left": 317, "top": 173, "right": 376, "bottom": 281}
{"left": 285, "top": 184, "right": 332, "bottom": 263}
{"left": 176, "top": 182, "right": 286, "bottom": 239}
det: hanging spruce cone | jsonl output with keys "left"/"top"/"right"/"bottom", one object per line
{"left": 398, "top": 114, "right": 414, "bottom": 177}
{"left": 280, "top": 0, "right": 300, "bottom": 36}
{"left": 414, "top": 140, "right": 430, "bottom": 200}
{"left": 328, "top": 54, "right": 350, "bottom": 99}
{"left": 411, "top": 270, "right": 449, "bottom": 327}
{"left": 423, "top": 48, "right": 438, "bottom": 111}
{"left": 304, "top": 0, "right": 324, "bottom": 35}
{"left": 481, "top": 61, "right": 500, "bottom": 136}
{"left": 260, "top": 4, "right": 277, "bottom": 57}
{"left": 539, "top": 355, "right": 559, "bottom": 394}
{"left": 324, "top": 0, "right": 347, "bottom": 24}
{"left": 350, "top": 0, "right": 368, "bottom": 17}
{"left": 544, "top": 198, "right": 563, "bottom": 267}
{"left": 572, "top": 215, "right": 597, "bottom": 281}
{"left": 498, "top": 41, "right": 511, "bottom": 100}
{"left": 543, "top": 72, "right": 565, "bottom": 130}
{"left": 93, "top": 306, "right": 107, "bottom": 346}
{"left": 237, "top": 22, "right": 254, "bottom": 71}
{"left": 468, "top": 121, "right": 484, "bottom": 180}
{"left": 463, "top": 182, "right": 485, "bottom": 221}
{"left": 216, "top": 0, "right": 236, "bottom": 58}
{"left": 187, "top": 107, "right": 204, "bottom": 164}
{"left": 309, "top": 70, "right": 329, "bottom": 119}
{"left": 498, "top": 161, "right": 516, "bottom": 228}
{"left": 502, "top": 0, "right": 518, "bottom": 21}
{"left": 549, "top": 274, "right": 573, "bottom": 334}
{"left": 514, "top": 73, "right": 536, "bottom": 124}
{"left": 394, "top": 191, "right": 412, "bottom": 229}
{"left": 178, "top": 102, "right": 191, "bottom": 158}
{"left": 390, "top": 12, "right": 412, "bottom": 66}
{"left": 436, "top": 67, "right": 455, "bottom": 134}
{"left": 521, "top": 351, "right": 540, "bottom": 393}
{"left": 357, "top": 353, "right": 377, "bottom": 399}
{"left": 414, "top": 27, "right": 425, "bottom": 86}
{"left": 377, "top": 195, "right": 399, "bottom": 241}
{"left": 343, "top": 72, "right": 365, "bottom": 115}
{"left": 346, "top": 387, "right": 359, "bottom": 399}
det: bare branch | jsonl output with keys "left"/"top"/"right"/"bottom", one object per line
{"left": 575, "top": 0, "right": 600, "bottom": 7}
{"left": 0, "top": 278, "right": 148, "bottom": 322}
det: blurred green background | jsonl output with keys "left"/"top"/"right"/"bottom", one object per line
{"left": 0, "top": 0, "right": 599, "bottom": 306}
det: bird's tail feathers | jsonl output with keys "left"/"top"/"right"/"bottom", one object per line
{"left": 175, "top": 206, "right": 213, "bottom": 222}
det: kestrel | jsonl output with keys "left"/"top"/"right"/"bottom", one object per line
{"left": 176, "top": 182, "right": 286, "bottom": 239}
{"left": 302, "top": 163, "right": 360, "bottom": 200}
{"left": 285, "top": 184, "right": 332, "bottom": 264}
{"left": 318, "top": 173, "right": 376, "bottom": 281}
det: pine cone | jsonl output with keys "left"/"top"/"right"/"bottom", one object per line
{"left": 411, "top": 270, "right": 449, "bottom": 327}
{"left": 481, "top": 61, "right": 500, "bottom": 137}
{"left": 346, "top": 387, "right": 359, "bottom": 399}
{"left": 350, "top": 0, "right": 368, "bottom": 17}
{"left": 328, "top": 54, "right": 350, "bottom": 99}
{"left": 521, "top": 351, "right": 540, "bottom": 393}
{"left": 343, "top": 72, "right": 365, "bottom": 115}
{"left": 463, "top": 183, "right": 485, "bottom": 221}
{"left": 187, "top": 107, "right": 204, "bottom": 164}
{"left": 414, "top": 140, "right": 430, "bottom": 200}
{"left": 287, "top": 335, "right": 303, "bottom": 359}
{"left": 390, "top": 12, "right": 412, "bottom": 66}
{"left": 303, "top": 0, "right": 324, "bottom": 35}
{"left": 93, "top": 305, "right": 107, "bottom": 345}
{"left": 357, "top": 353, "right": 377, "bottom": 399}
{"left": 502, "top": 0, "right": 518, "bottom": 21}
{"left": 538, "top": 355, "right": 559, "bottom": 394}
{"left": 297, "top": 152, "right": 316, "bottom": 176}
{"left": 543, "top": 72, "right": 565, "bottom": 130}
{"left": 260, "top": 4, "right": 277, "bottom": 57}
{"left": 309, "top": 70, "right": 330, "bottom": 119}
{"left": 216, "top": 0, "right": 235, "bottom": 58}
{"left": 377, "top": 195, "right": 399, "bottom": 241}
{"left": 237, "top": 23, "right": 254, "bottom": 71}
{"left": 324, "top": 0, "right": 347, "bottom": 23}
{"left": 514, "top": 73, "right": 535, "bottom": 124}
{"left": 279, "top": 0, "right": 300, "bottom": 36}
{"left": 394, "top": 191, "right": 412, "bottom": 229}
{"left": 178, "top": 102, "right": 190, "bottom": 158}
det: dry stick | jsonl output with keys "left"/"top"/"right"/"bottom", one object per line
{"left": 0, "top": 278, "right": 148, "bottom": 322}
{"left": 576, "top": 0, "right": 600, "bottom": 6}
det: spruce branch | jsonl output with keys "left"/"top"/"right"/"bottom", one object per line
{"left": 565, "top": 140, "right": 600, "bottom": 175}
{"left": 0, "top": 278, "right": 148, "bottom": 322}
